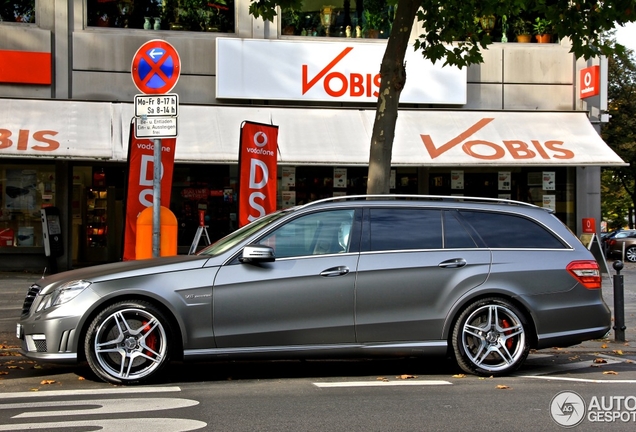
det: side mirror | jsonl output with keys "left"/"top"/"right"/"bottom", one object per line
{"left": 240, "top": 245, "right": 275, "bottom": 263}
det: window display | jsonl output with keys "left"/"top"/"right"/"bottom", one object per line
{"left": 86, "top": 0, "right": 235, "bottom": 32}
{"left": 0, "top": 1, "right": 35, "bottom": 23}
{"left": 0, "top": 164, "right": 55, "bottom": 248}
{"left": 280, "top": 0, "right": 393, "bottom": 38}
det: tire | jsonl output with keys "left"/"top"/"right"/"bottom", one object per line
{"left": 625, "top": 246, "right": 636, "bottom": 263}
{"left": 452, "top": 297, "right": 529, "bottom": 376}
{"left": 85, "top": 300, "right": 172, "bottom": 385}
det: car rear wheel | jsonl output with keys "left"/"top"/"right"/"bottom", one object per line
{"left": 85, "top": 300, "right": 171, "bottom": 385}
{"left": 452, "top": 297, "right": 529, "bottom": 376}
{"left": 625, "top": 246, "right": 636, "bottom": 263}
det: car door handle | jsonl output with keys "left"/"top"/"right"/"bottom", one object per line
{"left": 320, "top": 266, "right": 350, "bottom": 277}
{"left": 438, "top": 258, "right": 467, "bottom": 268}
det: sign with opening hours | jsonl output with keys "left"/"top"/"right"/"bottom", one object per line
{"left": 131, "top": 39, "right": 181, "bottom": 94}
{"left": 135, "top": 94, "right": 179, "bottom": 117}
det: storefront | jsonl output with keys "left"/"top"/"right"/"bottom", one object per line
{"left": 0, "top": 97, "right": 624, "bottom": 271}
{"left": 0, "top": 3, "right": 623, "bottom": 272}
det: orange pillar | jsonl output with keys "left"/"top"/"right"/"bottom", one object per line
{"left": 136, "top": 206, "right": 178, "bottom": 259}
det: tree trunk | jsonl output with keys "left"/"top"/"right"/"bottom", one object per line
{"left": 366, "top": 0, "right": 420, "bottom": 194}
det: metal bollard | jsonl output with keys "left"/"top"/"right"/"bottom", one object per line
{"left": 612, "top": 260, "right": 627, "bottom": 342}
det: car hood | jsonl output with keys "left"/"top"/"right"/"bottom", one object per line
{"left": 36, "top": 255, "right": 212, "bottom": 288}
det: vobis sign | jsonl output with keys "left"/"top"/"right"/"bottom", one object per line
{"left": 216, "top": 38, "right": 466, "bottom": 104}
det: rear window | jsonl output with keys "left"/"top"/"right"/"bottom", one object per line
{"left": 458, "top": 210, "right": 566, "bottom": 249}
{"left": 370, "top": 208, "right": 442, "bottom": 251}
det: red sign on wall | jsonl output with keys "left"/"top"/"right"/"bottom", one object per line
{"left": 582, "top": 217, "right": 596, "bottom": 234}
{"left": 580, "top": 65, "right": 600, "bottom": 99}
{"left": 238, "top": 121, "right": 279, "bottom": 227}
{"left": 123, "top": 126, "right": 177, "bottom": 260}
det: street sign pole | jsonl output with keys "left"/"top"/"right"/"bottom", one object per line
{"left": 153, "top": 137, "right": 162, "bottom": 257}
{"left": 131, "top": 40, "right": 180, "bottom": 259}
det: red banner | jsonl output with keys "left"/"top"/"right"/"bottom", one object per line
{"left": 238, "top": 121, "right": 279, "bottom": 227}
{"left": 123, "top": 124, "right": 176, "bottom": 260}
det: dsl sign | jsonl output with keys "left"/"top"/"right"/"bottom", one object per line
{"left": 238, "top": 122, "right": 279, "bottom": 227}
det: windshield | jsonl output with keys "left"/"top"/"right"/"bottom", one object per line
{"left": 196, "top": 210, "right": 290, "bottom": 256}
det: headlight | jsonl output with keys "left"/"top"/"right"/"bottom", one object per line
{"left": 35, "top": 280, "right": 92, "bottom": 313}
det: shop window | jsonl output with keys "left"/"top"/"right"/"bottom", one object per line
{"left": 0, "top": 164, "right": 55, "bottom": 248}
{"left": 0, "top": 1, "right": 35, "bottom": 23}
{"left": 86, "top": 0, "right": 235, "bottom": 33}
{"left": 280, "top": 0, "right": 393, "bottom": 38}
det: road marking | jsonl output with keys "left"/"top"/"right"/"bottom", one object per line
{"left": 314, "top": 380, "right": 452, "bottom": 388}
{"left": 0, "top": 418, "right": 206, "bottom": 431}
{"left": 0, "top": 398, "right": 198, "bottom": 418}
{"left": 524, "top": 375, "right": 636, "bottom": 384}
{"left": 0, "top": 386, "right": 181, "bottom": 400}
{"left": 518, "top": 358, "right": 623, "bottom": 377}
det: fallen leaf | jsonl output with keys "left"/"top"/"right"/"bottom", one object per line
{"left": 0, "top": 371, "right": 8, "bottom": 375}
{"left": 613, "top": 350, "right": 624, "bottom": 355}
{"left": 6, "top": 366, "right": 22, "bottom": 370}
{"left": 626, "top": 360, "right": 634, "bottom": 364}
{"left": 78, "top": 376, "right": 85, "bottom": 381}
{"left": 602, "top": 371, "right": 618, "bottom": 375}
{"left": 376, "top": 377, "right": 386, "bottom": 381}
{"left": 452, "top": 374, "right": 466, "bottom": 378}
{"left": 30, "top": 388, "right": 39, "bottom": 392}
{"left": 40, "top": 379, "right": 56, "bottom": 385}
{"left": 33, "top": 365, "right": 42, "bottom": 369}
{"left": 397, "top": 374, "right": 417, "bottom": 380}
{"left": 496, "top": 384, "right": 511, "bottom": 389}
{"left": 625, "top": 343, "right": 631, "bottom": 346}
{"left": 568, "top": 356, "right": 579, "bottom": 361}
{"left": 601, "top": 344, "right": 608, "bottom": 349}
{"left": 593, "top": 358, "right": 607, "bottom": 364}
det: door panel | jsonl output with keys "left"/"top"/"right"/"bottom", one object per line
{"left": 355, "top": 250, "right": 490, "bottom": 342}
{"left": 213, "top": 254, "right": 358, "bottom": 347}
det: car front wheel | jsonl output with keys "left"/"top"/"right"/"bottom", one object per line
{"left": 85, "top": 300, "right": 171, "bottom": 385}
{"left": 452, "top": 297, "right": 529, "bottom": 376}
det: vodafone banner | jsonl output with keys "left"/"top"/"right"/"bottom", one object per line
{"left": 123, "top": 124, "right": 177, "bottom": 260}
{"left": 238, "top": 121, "right": 279, "bottom": 227}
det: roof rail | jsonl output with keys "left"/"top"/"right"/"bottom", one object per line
{"left": 301, "top": 194, "right": 541, "bottom": 209}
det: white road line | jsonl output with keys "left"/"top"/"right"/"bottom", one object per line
{"left": 523, "top": 376, "right": 636, "bottom": 384}
{"left": 517, "top": 358, "right": 623, "bottom": 377}
{"left": 313, "top": 380, "right": 452, "bottom": 388}
{"left": 0, "top": 386, "right": 181, "bottom": 400}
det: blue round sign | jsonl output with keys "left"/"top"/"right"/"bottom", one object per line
{"left": 131, "top": 39, "right": 181, "bottom": 94}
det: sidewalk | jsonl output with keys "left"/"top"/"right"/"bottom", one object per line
{"left": 1, "top": 260, "right": 634, "bottom": 353}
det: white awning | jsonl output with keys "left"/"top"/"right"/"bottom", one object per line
{"left": 1, "top": 98, "right": 626, "bottom": 167}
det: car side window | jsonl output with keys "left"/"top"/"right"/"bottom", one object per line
{"left": 443, "top": 211, "right": 478, "bottom": 248}
{"left": 369, "top": 208, "right": 442, "bottom": 251}
{"left": 258, "top": 209, "right": 355, "bottom": 258}
{"left": 458, "top": 210, "right": 566, "bottom": 249}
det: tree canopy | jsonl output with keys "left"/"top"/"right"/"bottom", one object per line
{"left": 249, "top": 0, "right": 636, "bottom": 193}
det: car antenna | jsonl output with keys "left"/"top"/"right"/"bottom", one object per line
{"left": 41, "top": 267, "right": 47, "bottom": 279}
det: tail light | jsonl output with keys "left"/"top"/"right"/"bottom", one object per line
{"left": 567, "top": 260, "right": 601, "bottom": 289}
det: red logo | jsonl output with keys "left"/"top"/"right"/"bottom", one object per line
{"left": 302, "top": 47, "right": 381, "bottom": 98}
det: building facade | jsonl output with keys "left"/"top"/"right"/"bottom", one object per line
{"left": 0, "top": 1, "right": 623, "bottom": 272}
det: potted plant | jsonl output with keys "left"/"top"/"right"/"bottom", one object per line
{"left": 512, "top": 17, "right": 532, "bottom": 43}
{"left": 533, "top": 17, "right": 552, "bottom": 43}
{"left": 363, "top": 9, "right": 385, "bottom": 38}
{"left": 281, "top": 8, "right": 301, "bottom": 35}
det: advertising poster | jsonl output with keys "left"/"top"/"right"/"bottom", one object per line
{"left": 282, "top": 167, "right": 295, "bottom": 190}
{"left": 334, "top": 168, "right": 347, "bottom": 188}
{"left": 498, "top": 171, "right": 511, "bottom": 191}
{"left": 451, "top": 170, "right": 464, "bottom": 189}
{"left": 281, "top": 191, "right": 295, "bottom": 209}
{"left": 543, "top": 195, "right": 556, "bottom": 211}
{"left": 543, "top": 171, "right": 555, "bottom": 190}
{"left": 238, "top": 121, "right": 279, "bottom": 227}
{"left": 122, "top": 124, "right": 177, "bottom": 261}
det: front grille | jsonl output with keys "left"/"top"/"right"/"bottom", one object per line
{"left": 34, "top": 339, "right": 47, "bottom": 353}
{"left": 21, "top": 284, "right": 41, "bottom": 317}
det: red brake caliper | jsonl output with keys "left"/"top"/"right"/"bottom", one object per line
{"left": 143, "top": 321, "right": 157, "bottom": 355}
{"left": 501, "top": 319, "right": 514, "bottom": 349}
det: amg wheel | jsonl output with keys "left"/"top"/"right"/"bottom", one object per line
{"left": 452, "top": 297, "right": 529, "bottom": 376}
{"left": 85, "top": 300, "right": 171, "bottom": 385}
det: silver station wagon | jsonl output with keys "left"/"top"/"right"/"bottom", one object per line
{"left": 17, "top": 195, "right": 610, "bottom": 384}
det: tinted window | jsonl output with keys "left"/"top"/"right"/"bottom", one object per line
{"left": 258, "top": 210, "right": 355, "bottom": 258}
{"left": 459, "top": 210, "right": 565, "bottom": 249}
{"left": 370, "top": 208, "right": 442, "bottom": 251}
{"left": 444, "top": 211, "right": 478, "bottom": 248}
